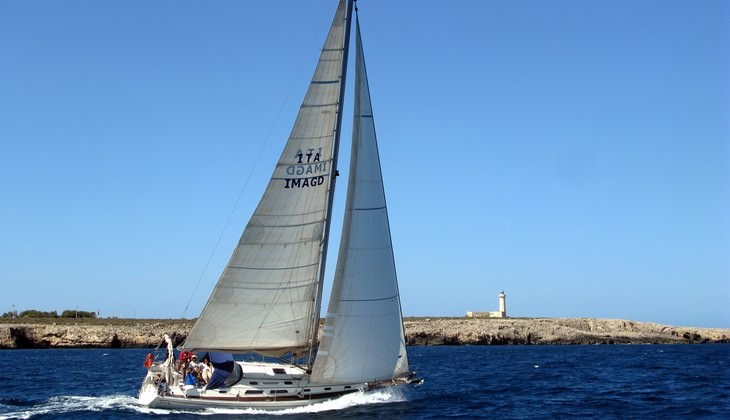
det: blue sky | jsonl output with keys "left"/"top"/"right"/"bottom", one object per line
{"left": 1, "top": 0, "right": 728, "bottom": 328}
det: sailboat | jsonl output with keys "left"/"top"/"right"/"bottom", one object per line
{"left": 138, "top": 0, "right": 420, "bottom": 410}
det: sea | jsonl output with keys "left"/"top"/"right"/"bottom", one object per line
{"left": 1, "top": 345, "right": 728, "bottom": 419}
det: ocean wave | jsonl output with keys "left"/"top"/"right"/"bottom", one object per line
{"left": 0, "top": 394, "right": 137, "bottom": 419}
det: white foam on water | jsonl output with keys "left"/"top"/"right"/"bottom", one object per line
{"left": 0, "top": 394, "right": 138, "bottom": 420}
{"left": 240, "top": 388, "right": 407, "bottom": 416}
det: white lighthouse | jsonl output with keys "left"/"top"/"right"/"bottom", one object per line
{"left": 498, "top": 290, "right": 507, "bottom": 317}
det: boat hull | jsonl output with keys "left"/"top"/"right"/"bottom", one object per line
{"left": 138, "top": 360, "right": 373, "bottom": 411}
{"left": 141, "top": 388, "right": 362, "bottom": 410}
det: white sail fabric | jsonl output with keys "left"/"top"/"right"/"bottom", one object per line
{"left": 183, "top": 0, "right": 349, "bottom": 355}
{"left": 311, "top": 20, "right": 409, "bottom": 384}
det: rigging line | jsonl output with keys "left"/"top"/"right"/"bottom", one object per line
{"left": 181, "top": 81, "right": 299, "bottom": 318}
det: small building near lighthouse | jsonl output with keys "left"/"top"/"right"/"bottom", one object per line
{"left": 466, "top": 290, "right": 507, "bottom": 318}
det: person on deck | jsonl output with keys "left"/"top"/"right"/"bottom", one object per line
{"left": 200, "top": 354, "right": 213, "bottom": 383}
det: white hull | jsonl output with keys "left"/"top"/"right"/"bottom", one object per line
{"left": 138, "top": 360, "right": 415, "bottom": 411}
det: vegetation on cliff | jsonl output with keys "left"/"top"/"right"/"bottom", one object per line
{"left": 2, "top": 309, "right": 99, "bottom": 319}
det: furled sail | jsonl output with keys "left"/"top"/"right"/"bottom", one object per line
{"left": 183, "top": 0, "right": 350, "bottom": 355}
{"left": 311, "top": 18, "right": 409, "bottom": 384}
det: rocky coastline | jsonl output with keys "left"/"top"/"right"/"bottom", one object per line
{"left": 1, "top": 317, "right": 728, "bottom": 349}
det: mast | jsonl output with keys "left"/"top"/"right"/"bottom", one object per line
{"left": 307, "top": 0, "right": 354, "bottom": 367}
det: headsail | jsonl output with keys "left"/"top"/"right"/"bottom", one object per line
{"left": 311, "top": 17, "right": 409, "bottom": 384}
{"left": 183, "top": 0, "right": 351, "bottom": 355}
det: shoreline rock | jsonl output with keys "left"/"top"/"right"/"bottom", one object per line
{"left": 0, "top": 318, "right": 727, "bottom": 349}
{"left": 0, "top": 321, "right": 191, "bottom": 349}
{"left": 403, "top": 318, "right": 729, "bottom": 345}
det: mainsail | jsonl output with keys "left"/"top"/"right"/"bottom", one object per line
{"left": 310, "top": 18, "right": 409, "bottom": 384}
{"left": 183, "top": 0, "right": 351, "bottom": 355}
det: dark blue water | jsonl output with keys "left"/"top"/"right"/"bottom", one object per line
{"left": 1, "top": 345, "right": 728, "bottom": 419}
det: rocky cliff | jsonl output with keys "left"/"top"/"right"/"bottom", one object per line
{"left": 0, "top": 321, "right": 192, "bottom": 349}
{"left": 1, "top": 318, "right": 727, "bottom": 349}
{"left": 404, "top": 318, "right": 730, "bottom": 345}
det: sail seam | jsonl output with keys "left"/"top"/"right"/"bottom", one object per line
{"left": 272, "top": 176, "right": 330, "bottom": 181}
{"left": 288, "top": 135, "right": 332, "bottom": 140}
{"left": 253, "top": 209, "right": 326, "bottom": 217}
{"left": 311, "top": 80, "right": 339, "bottom": 85}
{"left": 276, "top": 162, "right": 328, "bottom": 168}
{"left": 301, "top": 102, "right": 338, "bottom": 108}
{"left": 218, "top": 283, "right": 313, "bottom": 290}
{"left": 339, "top": 295, "right": 398, "bottom": 302}
{"left": 352, "top": 206, "right": 386, "bottom": 211}
{"left": 228, "top": 262, "right": 319, "bottom": 271}
{"left": 245, "top": 221, "right": 323, "bottom": 229}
